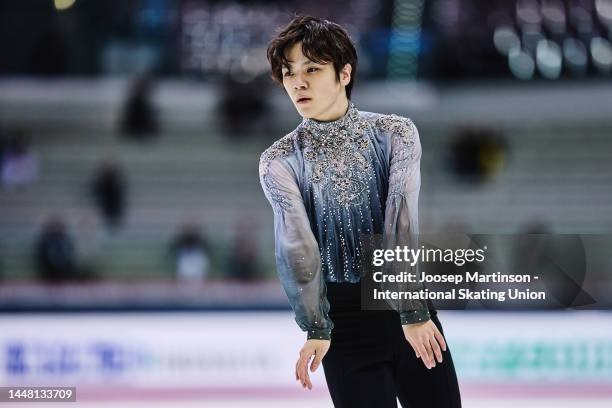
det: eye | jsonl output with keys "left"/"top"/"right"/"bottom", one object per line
{"left": 283, "top": 71, "right": 293, "bottom": 77}
{"left": 307, "top": 67, "right": 319, "bottom": 73}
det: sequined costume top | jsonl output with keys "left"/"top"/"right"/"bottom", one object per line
{"left": 259, "top": 102, "right": 430, "bottom": 340}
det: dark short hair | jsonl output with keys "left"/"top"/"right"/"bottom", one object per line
{"left": 267, "top": 15, "right": 358, "bottom": 99}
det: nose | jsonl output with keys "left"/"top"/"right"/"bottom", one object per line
{"left": 293, "top": 72, "right": 307, "bottom": 90}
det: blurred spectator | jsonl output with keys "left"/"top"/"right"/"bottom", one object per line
{"left": 218, "top": 74, "right": 271, "bottom": 138}
{"left": 169, "top": 223, "right": 211, "bottom": 282}
{"left": 227, "top": 219, "right": 261, "bottom": 281}
{"left": 75, "top": 214, "right": 103, "bottom": 280}
{"left": 119, "top": 75, "right": 159, "bottom": 140}
{"left": 1, "top": 128, "right": 39, "bottom": 191}
{"left": 35, "top": 216, "right": 77, "bottom": 283}
{"left": 91, "top": 160, "right": 126, "bottom": 229}
{"left": 447, "top": 125, "right": 507, "bottom": 184}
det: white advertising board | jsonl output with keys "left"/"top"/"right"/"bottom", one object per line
{"left": 0, "top": 311, "right": 610, "bottom": 389}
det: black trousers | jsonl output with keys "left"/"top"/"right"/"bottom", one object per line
{"left": 321, "top": 282, "right": 462, "bottom": 408}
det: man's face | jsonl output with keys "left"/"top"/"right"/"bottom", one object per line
{"left": 282, "top": 42, "right": 351, "bottom": 121}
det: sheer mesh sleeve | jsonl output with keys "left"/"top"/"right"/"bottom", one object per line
{"left": 382, "top": 116, "right": 431, "bottom": 325}
{"left": 259, "top": 155, "right": 333, "bottom": 340}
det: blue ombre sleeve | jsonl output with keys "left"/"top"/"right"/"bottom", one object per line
{"left": 259, "top": 153, "right": 334, "bottom": 340}
{"left": 380, "top": 115, "right": 431, "bottom": 324}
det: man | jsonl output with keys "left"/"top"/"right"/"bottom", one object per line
{"left": 259, "top": 15, "right": 461, "bottom": 407}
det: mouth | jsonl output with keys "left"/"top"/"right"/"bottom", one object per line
{"left": 296, "top": 97, "right": 312, "bottom": 104}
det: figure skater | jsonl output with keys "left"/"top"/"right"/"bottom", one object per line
{"left": 260, "top": 15, "right": 461, "bottom": 407}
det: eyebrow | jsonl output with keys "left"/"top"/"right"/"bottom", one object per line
{"left": 282, "top": 60, "right": 317, "bottom": 70}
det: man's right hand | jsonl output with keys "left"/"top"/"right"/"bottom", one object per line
{"left": 295, "top": 339, "right": 330, "bottom": 390}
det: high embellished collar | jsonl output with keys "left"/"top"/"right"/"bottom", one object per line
{"left": 300, "top": 102, "right": 359, "bottom": 137}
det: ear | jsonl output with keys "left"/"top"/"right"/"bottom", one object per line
{"left": 340, "top": 63, "right": 352, "bottom": 86}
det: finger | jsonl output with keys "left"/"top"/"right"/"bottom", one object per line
{"left": 429, "top": 335, "right": 443, "bottom": 364}
{"left": 297, "top": 355, "right": 309, "bottom": 388}
{"left": 417, "top": 342, "right": 431, "bottom": 369}
{"left": 300, "top": 354, "right": 314, "bottom": 389}
{"left": 295, "top": 356, "right": 303, "bottom": 382}
{"left": 434, "top": 327, "right": 447, "bottom": 352}
{"left": 302, "top": 355, "right": 313, "bottom": 390}
{"left": 305, "top": 371, "right": 312, "bottom": 390}
{"left": 310, "top": 350, "right": 323, "bottom": 372}
{"left": 424, "top": 339, "right": 435, "bottom": 367}
{"left": 406, "top": 337, "right": 420, "bottom": 358}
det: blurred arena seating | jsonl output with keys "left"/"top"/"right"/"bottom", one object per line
{"left": 0, "top": 79, "right": 611, "bottom": 290}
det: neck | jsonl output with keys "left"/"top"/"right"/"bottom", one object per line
{"left": 312, "top": 97, "right": 350, "bottom": 122}
{"left": 301, "top": 101, "right": 357, "bottom": 137}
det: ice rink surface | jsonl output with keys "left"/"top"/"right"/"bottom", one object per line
{"left": 37, "top": 396, "right": 612, "bottom": 408}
